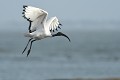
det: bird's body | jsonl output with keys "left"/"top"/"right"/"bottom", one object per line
{"left": 22, "top": 5, "right": 70, "bottom": 56}
{"left": 24, "top": 30, "right": 50, "bottom": 40}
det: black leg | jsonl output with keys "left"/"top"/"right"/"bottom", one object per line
{"left": 27, "top": 40, "right": 36, "bottom": 57}
{"left": 22, "top": 38, "right": 33, "bottom": 54}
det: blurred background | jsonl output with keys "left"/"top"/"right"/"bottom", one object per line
{"left": 0, "top": 0, "right": 120, "bottom": 80}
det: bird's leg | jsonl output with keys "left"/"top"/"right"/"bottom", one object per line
{"left": 22, "top": 38, "right": 33, "bottom": 54}
{"left": 27, "top": 40, "right": 36, "bottom": 57}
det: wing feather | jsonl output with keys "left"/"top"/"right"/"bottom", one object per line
{"left": 22, "top": 5, "right": 48, "bottom": 33}
{"left": 51, "top": 23, "right": 54, "bottom": 30}
{"left": 47, "top": 17, "right": 62, "bottom": 32}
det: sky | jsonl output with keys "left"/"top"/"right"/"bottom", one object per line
{"left": 0, "top": 0, "right": 120, "bottom": 31}
{"left": 0, "top": 0, "right": 120, "bottom": 22}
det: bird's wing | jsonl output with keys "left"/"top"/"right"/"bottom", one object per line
{"left": 47, "top": 17, "right": 62, "bottom": 32}
{"left": 22, "top": 5, "right": 48, "bottom": 33}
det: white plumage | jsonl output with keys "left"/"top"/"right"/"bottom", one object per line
{"left": 22, "top": 5, "right": 70, "bottom": 56}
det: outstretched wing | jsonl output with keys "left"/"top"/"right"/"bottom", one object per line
{"left": 47, "top": 17, "right": 62, "bottom": 32}
{"left": 22, "top": 5, "right": 48, "bottom": 33}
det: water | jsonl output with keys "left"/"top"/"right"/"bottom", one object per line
{"left": 0, "top": 21, "right": 120, "bottom": 80}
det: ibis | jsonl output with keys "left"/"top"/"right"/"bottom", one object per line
{"left": 22, "top": 5, "right": 70, "bottom": 57}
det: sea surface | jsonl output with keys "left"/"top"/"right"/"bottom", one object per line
{"left": 0, "top": 21, "right": 120, "bottom": 80}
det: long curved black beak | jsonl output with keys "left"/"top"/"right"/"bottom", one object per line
{"left": 52, "top": 32, "right": 71, "bottom": 42}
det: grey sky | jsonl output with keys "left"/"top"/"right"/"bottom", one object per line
{"left": 0, "top": 0, "right": 120, "bottom": 23}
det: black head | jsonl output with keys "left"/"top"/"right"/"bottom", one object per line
{"left": 52, "top": 32, "right": 71, "bottom": 42}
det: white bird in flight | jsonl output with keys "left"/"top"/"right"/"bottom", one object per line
{"left": 22, "top": 5, "right": 71, "bottom": 57}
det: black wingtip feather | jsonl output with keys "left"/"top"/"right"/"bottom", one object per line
{"left": 59, "top": 23, "right": 62, "bottom": 26}
{"left": 22, "top": 15, "right": 25, "bottom": 18}
{"left": 22, "top": 12, "right": 25, "bottom": 14}
{"left": 56, "top": 28, "right": 58, "bottom": 31}
{"left": 23, "top": 9, "right": 25, "bottom": 12}
{"left": 22, "top": 15, "right": 26, "bottom": 18}
{"left": 53, "top": 30, "right": 54, "bottom": 32}
{"left": 23, "top": 5, "right": 28, "bottom": 8}
{"left": 58, "top": 26, "right": 61, "bottom": 29}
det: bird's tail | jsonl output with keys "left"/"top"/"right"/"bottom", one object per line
{"left": 24, "top": 32, "right": 32, "bottom": 37}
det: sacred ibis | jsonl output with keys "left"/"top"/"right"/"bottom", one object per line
{"left": 22, "top": 5, "right": 70, "bottom": 57}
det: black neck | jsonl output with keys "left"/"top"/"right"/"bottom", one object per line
{"left": 52, "top": 32, "right": 71, "bottom": 42}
